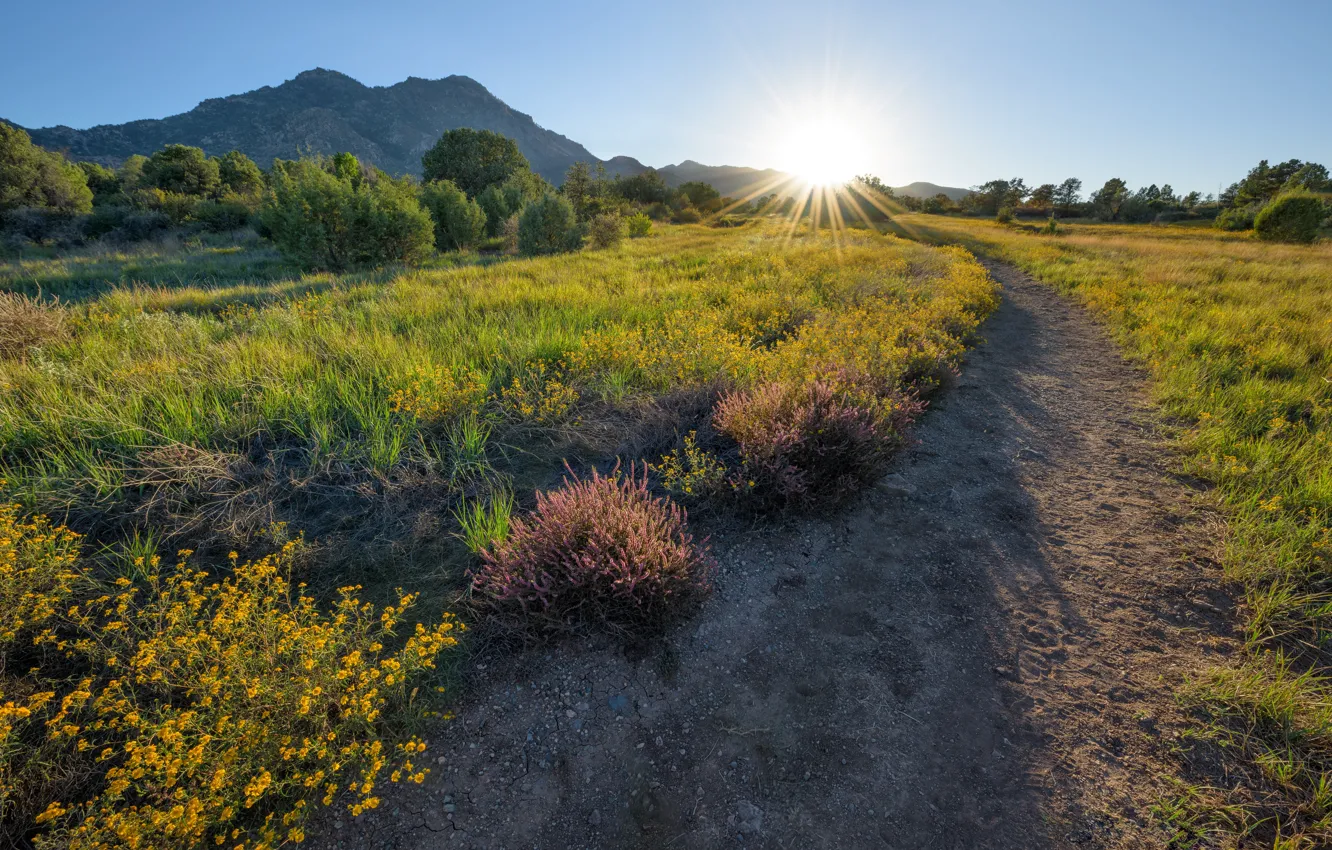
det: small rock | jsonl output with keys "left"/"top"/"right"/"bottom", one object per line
{"left": 876, "top": 473, "right": 916, "bottom": 497}
{"left": 733, "top": 800, "right": 763, "bottom": 835}
{"left": 608, "top": 694, "right": 631, "bottom": 715}
{"left": 589, "top": 809, "right": 602, "bottom": 826}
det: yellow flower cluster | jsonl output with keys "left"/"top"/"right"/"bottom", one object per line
{"left": 0, "top": 500, "right": 81, "bottom": 648}
{"left": 652, "top": 432, "right": 727, "bottom": 497}
{"left": 568, "top": 309, "right": 770, "bottom": 393}
{"left": 388, "top": 364, "right": 487, "bottom": 424}
{"left": 498, "top": 361, "right": 580, "bottom": 424}
{"left": 0, "top": 509, "right": 463, "bottom": 850}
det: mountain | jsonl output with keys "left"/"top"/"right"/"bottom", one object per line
{"left": 657, "top": 160, "right": 799, "bottom": 198}
{"left": 17, "top": 69, "right": 601, "bottom": 184}
{"left": 893, "top": 181, "right": 971, "bottom": 201}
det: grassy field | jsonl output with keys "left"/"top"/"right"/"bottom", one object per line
{"left": 893, "top": 214, "right": 1332, "bottom": 847}
{"left": 0, "top": 221, "right": 998, "bottom": 846}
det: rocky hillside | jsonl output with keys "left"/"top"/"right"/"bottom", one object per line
{"left": 18, "top": 69, "right": 600, "bottom": 183}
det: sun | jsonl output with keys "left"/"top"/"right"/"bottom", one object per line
{"left": 777, "top": 113, "right": 868, "bottom": 187}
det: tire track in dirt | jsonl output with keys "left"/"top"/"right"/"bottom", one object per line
{"left": 312, "top": 261, "right": 1235, "bottom": 849}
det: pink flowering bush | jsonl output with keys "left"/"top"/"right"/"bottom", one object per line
{"left": 470, "top": 464, "right": 715, "bottom": 632}
{"left": 713, "top": 378, "right": 922, "bottom": 508}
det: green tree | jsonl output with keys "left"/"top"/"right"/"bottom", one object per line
{"left": 1090, "top": 178, "right": 1130, "bottom": 221}
{"left": 1053, "top": 178, "right": 1082, "bottom": 216}
{"left": 562, "top": 161, "right": 595, "bottom": 220}
{"left": 1254, "top": 192, "right": 1326, "bottom": 244}
{"left": 517, "top": 194, "right": 581, "bottom": 256}
{"left": 77, "top": 162, "right": 120, "bottom": 204}
{"left": 259, "top": 156, "right": 434, "bottom": 271}
{"left": 1028, "top": 183, "right": 1056, "bottom": 211}
{"left": 613, "top": 168, "right": 669, "bottom": 204}
{"left": 420, "top": 179, "right": 486, "bottom": 251}
{"left": 476, "top": 184, "right": 511, "bottom": 237}
{"left": 217, "top": 150, "right": 264, "bottom": 199}
{"left": 421, "top": 129, "right": 530, "bottom": 198}
{"left": 142, "top": 144, "right": 220, "bottom": 197}
{"left": 0, "top": 122, "right": 93, "bottom": 213}
{"left": 677, "top": 181, "right": 721, "bottom": 212}
{"left": 117, "top": 155, "right": 148, "bottom": 193}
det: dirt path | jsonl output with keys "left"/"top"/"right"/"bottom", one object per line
{"left": 313, "top": 262, "right": 1235, "bottom": 849}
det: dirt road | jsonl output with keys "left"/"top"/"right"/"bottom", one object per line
{"left": 313, "top": 261, "right": 1234, "bottom": 849}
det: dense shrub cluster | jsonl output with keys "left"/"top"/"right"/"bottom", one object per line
{"left": 470, "top": 464, "right": 715, "bottom": 632}
{"left": 517, "top": 194, "right": 581, "bottom": 256}
{"left": 0, "top": 504, "right": 461, "bottom": 848}
{"left": 420, "top": 179, "right": 486, "bottom": 251}
{"left": 260, "top": 157, "right": 435, "bottom": 270}
{"left": 1254, "top": 192, "right": 1327, "bottom": 244}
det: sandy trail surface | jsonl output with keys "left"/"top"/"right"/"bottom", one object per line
{"left": 312, "top": 261, "right": 1234, "bottom": 849}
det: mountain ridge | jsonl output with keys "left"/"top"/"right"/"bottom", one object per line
{"left": 10, "top": 69, "right": 971, "bottom": 200}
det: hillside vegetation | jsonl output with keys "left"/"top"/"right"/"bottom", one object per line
{"left": 0, "top": 221, "right": 996, "bottom": 847}
{"left": 894, "top": 214, "right": 1332, "bottom": 846}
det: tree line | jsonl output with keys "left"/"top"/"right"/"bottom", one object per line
{"left": 0, "top": 122, "right": 752, "bottom": 268}
{"left": 859, "top": 158, "right": 1330, "bottom": 243}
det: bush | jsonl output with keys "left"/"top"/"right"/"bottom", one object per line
{"left": 141, "top": 144, "right": 220, "bottom": 198}
{"left": 111, "top": 210, "right": 172, "bottom": 243}
{"left": 470, "top": 464, "right": 715, "bottom": 632}
{"left": 626, "top": 211, "right": 652, "bottom": 237}
{"left": 420, "top": 179, "right": 486, "bottom": 251}
{"left": 645, "top": 201, "right": 671, "bottom": 221}
{"left": 192, "top": 199, "right": 253, "bottom": 233}
{"left": 671, "top": 206, "right": 701, "bottom": 224}
{"left": 1254, "top": 192, "right": 1326, "bottom": 244}
{"left": 713, "top": 379, "right": 920, "bottom": 508}
{"left": 0, "top": 207, "right": 85, "bottom": 249}
{"left": 0, "top": 512, "right": 462, "bottom": 849}
{"left": 0, "top": 123, "right": 93, "bottom": 214}
{"left": 260, "top": 156, "right": 435, "bottom": 271}
{"left": 1215, "top": 205, "right": 1259, "bottom": 231}
{"left": 996, "top": 206, "right": 1014, "bottom": 224}
{"left": 517, "top": 194, "right": 581, "bottom": 256}
{"left": 476, "top": 184, "right": 511, "bottom": 237}
{"left": 421, "top": 128, "right": 531, "bottom": 198}
{"left": 588, "top": 212, "right": 625, "bottom": 249}
{"left": 0, "top": 292, "right": 68, "bottom": 360}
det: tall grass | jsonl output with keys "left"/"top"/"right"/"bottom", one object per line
{"left": 896, "top": 214, "right": 1332, "bottom": 845}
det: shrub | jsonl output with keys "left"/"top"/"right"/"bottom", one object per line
{"left": 141, "top": 144, "right": 221, "bottom": 197}
{"left": 0, "top": 123, "right": 93, "bottom": 214}
{"left": 1041, "top": 216, "right": 1059, "bottom": 234}
{"left": 517, "top": 194, "right": 581, "bottom": 256}
{"left": 421, "top": 128, "right": 531, "bottom": 198}
{"left": 588, "top": 212, "right": 625, "bottom": 249}
{"left": 476, "top": 184, "right": 511, "bottom": 237}
{"left": 713, "top": 379, "right": 921, "bottom": 508}
{"left": 470, "top": 463, "right": 715, "bottom": 632}
{"left": 77, "top": 161, "right": 120, "bottom": 203}
{"left": 0, "top": 207, "right": 85, "bottom": 249}
{"left": 996, "top": 206, "right": 1014, "bottom": 224}
{"left": 1215, "top": 204, "right": 1259, "bottom": 231}
{"left": 671, "top": 206, "right": 701, "bottom": 224}
{"left": 110, "top": 210, "right": 172, "bottom": 243}
{"left": 191, "top": 199, "right": 252, "bottom": 232}
{"left": 0, "top": 513, "right": 463, "bottom": 849}
{"left": 259, "top": 156, "right": 434, "bottom": 271}
{"left": 499, "top": 214, "right": 520, "bottom": 253}
{"left": 645, "top": 201, "right": 671, "bottom": 221}
{"left": 1254, "top": 192, "right": 1326, "bottom": 244}
{"left": 420, "top": 179, "right": 486, "bottom": 251}
{"left": 627, "top": 211, "right": 652, "bottom": 237}
{"left": 0, "top": 292, "right": 68, "bottom": 360}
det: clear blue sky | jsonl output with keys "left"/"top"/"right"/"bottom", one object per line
{"left": 3, "top": 0, "right": 1329, "bottom": 194}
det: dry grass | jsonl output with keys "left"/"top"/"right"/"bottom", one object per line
{"left": 0, "top": 292, "right": 67, "bottom": 361}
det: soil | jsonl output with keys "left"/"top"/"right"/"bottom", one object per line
{"left": 310, "top": 261, "right": 1238, "bottom": 849}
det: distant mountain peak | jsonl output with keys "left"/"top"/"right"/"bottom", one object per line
{"left": 18, "top": 69, "right": 601, "bottom": 183}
